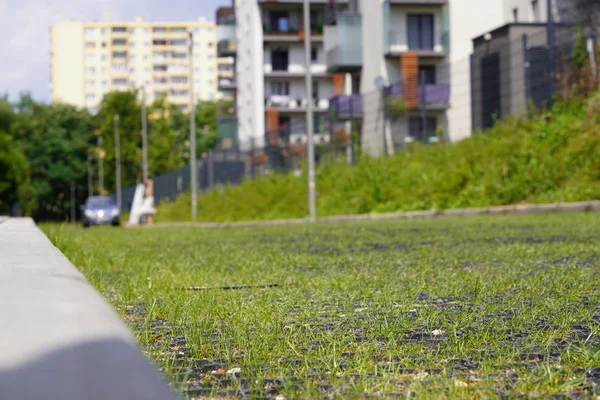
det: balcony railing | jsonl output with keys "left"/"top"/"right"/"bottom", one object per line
{"left": 325, "top": 13, "right": 362, "bottom": 72}
{"left": 387, "top": 30, "right": 448, "bottom": 57}
{"left": 329, "top": 95, "right": 363, "bottom": 120}
{"left": 265, "top": 96, "right": 329, "bottom": 111}
{"left": 385, "top": 82, "right": 450, "bottom": 108}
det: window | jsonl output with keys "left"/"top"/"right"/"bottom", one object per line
{"left": 129, "top": 55, "right": 135, "bottom": 60}
{"left": 86, "top": 54, "right": 96, "bottom": 62}
{"left": 513, "top": 7, "right": 519, "bottom": 22}
{"left": 407, "top": 14, "right": 434, "bottom": 50}
{"left": 268, "top": 11, "right": 290, "bottom": 32}
{"left": 171, "top": 27, "right": 186, "bottom": 33}
{"left": 171, "top": 76, "right": 188, "bottom": 84}
{"left": 312, "top": 81, "right": 319, "bottom": 100}
{"left": 85, "top": 42, "right": 96, "bottom": 49}
{"left": 101, "top": 54, "right": 107, "bottom": 61}
{"left": 155, "top": 91, "right": 167, "bottom": 98}
{"left": 170, "top": 89, "right": 188, "bottom": 97}
{"left": 271, "top": 81, "right": 290, "bottom": 96}
{"left": 171, "top": 39, "right": 187, "bottom": 46}
{"left": 112, "top": 26, "right": 127, "bottom": 33}
{"left": 86, "top": 67, "right": 96, "bottom": 74}
{"left": 130, "top": 41, "right": 135, "bottom": 47}
{"left": 153, "top": 39, "right": 168, "bottom": 46}
{"left": 112, "top": 78, "right": 128, "bottom": 85}
{"left": 154, "top": 77, "right": 168, "bottom": 84}
{"left": 271, "top": 47, "right": 289, "bottom": 71}
{"left": 100, "top": 28, "right": 106, "bottom": 34}
{"left": 130, "top": 67, "right": 135, "bottom": 73}
{"left": 86, "top": 93, "right": 96, "bottom": 100}
{"left": 172, "top": 52, "right": 187, "bottom": 59}
{"left": 112, "top": 39, "right": 127, "bottom": 46}
{"left": 153, "top": 65, "right": 167, "bottom": 71}
{"left": 311, "top": 47, "right": 318, "bottom": 62}
{"left": 152, "top": 27, "right": 167, "bottom": 33}
{"left": 408, "top": 117, "right": 437, "bottom": 143}
{"left": 194, "top": 41, "right": 202, "bottom": 47}
{"left": 112, "top": 64, "right": 128, "bottom": 72}
{"left": 85, "top": 79, "right": 95, "bottom": 87}
{"left": 84, "top": 28, "right": 97, "bottom": 37}
{"left": 101, "top": 42, "right": 107, "bottom": 48}
{"left": 101, "top": 80, "right": 107, "bottom": 88}
{"left": 112, "top": 51, "right": 127, "bottom": 59}
{"left": 418, "top": 66, "right": 436, "bottom": 84}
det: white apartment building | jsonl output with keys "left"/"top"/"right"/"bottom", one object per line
{"left": 235, "top": 0, "right": 334, "bottom": 148}
{"left": 51, "top": 18, "right": 218, "bottom": 113}
{"left": 323, "top": 0, "right": 555, "bottom": 156}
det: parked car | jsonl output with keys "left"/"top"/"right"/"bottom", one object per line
{"left": 82, "top": 196, "right": 120, "bottom": 227}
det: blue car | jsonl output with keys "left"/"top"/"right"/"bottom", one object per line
{"left": 82, "top": 196, "right": 121, "bottom": 227}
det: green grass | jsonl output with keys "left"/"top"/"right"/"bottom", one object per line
{"left": 159, "top": 96, "right": 600, "bottom": 223}
{"left": 46, "top": 213, "right": 600, "bottom": 398}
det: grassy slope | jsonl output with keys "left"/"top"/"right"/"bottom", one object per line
{"left": 47, "top": 213, "right": 600, "bottom": 398}
{"left": 160, "top": 97, "right": 600, "bottom": 222}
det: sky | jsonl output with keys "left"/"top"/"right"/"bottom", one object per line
{"left": 0, "top": 0, "right": 227, "bottom": 103}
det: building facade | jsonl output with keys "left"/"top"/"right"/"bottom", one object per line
{"left": 51, "top": 18, "right": 218, "bottom": 112}
{"left": 235, "top": 0, "right": 337, "bottom": 148}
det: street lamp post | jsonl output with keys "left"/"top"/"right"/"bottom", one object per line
{"left": 114, "top": 114, "right": 122, "bottom": 211}
{"left": 141, "top": 86, "right": 149, "bottom": 183}
{"left": 189, "top": 31, "right": 198, "bottom": 222}
{"left": 97, "top": 136, "right": 104, "bottom": 195}
{"left": 303, "top": 0, "right": 316, "bottom": 221}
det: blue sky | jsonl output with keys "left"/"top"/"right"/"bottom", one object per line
{"left": 0, "top": 0, "right": 227, "bottom": 102}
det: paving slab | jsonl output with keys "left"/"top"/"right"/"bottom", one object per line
{"left": 0, "top": 218, "right": 177, "bottom": 400}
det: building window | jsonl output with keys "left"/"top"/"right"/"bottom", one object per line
{"left": 86, "top": 93, "right": 96, "bottom": 101}
{"left": 85, "top": 80, "right": 95, "bottom": 87}
{"left": 112, "top": 64, "right": 128, "bottom": 72}
{"left": 311, "top": 47, "right": 318, "bottom": 62}
{"left": 513, "top": 8, "right": 519, "bottom": 22}
{"left": 130, "top": 67, "right": 136, "bottom": 73}
{"left": 194, "top": 42, "right": 202, "bottom": 47}
{"left": 129, "top": 55, "right": 135, "bottom": 60}
{"left": 130, "top": 41, "right": 135, "bottom": 47}
{"left": 271, "top": 47, "right": 289, "bottom": 71}
{"left": 418, "top": 66, "right": 436, "bottom": 84}
{"left": 152, "top": 27, "right": 167, "bottom": 33}
{"left": 84, "top": 28, "right": 97, "bottom": 37}
{"left": 102, "top": 80, "right": 107, "bottom": 88}
{"left": 153, "top": 65, "right": 167, "bottom": 72}
{"left": 86, "top": 67, "right": 96, "bottom": 74}
{"left": 408, "top": 117, "right": 437, "bottom": 143}
{"left": 270, "top": 81, "right": 290, "bottom": 96}
{"left": 268, "top": 11, "right": 290, "bottom": 32}
{"left": 171, "top": 76, "right": 188, "bottom": 84}
{"left": 112, "top": 27, "right": 127, "bottom": 33}
{"left": 171, "top": 27, "right": 186, "bottom": 33}
{"left": 101, "top": 42, "right": 107, "bottom": 48}
{"left": 113, "top": 39, "right": 127, "bottom": 46}
{"left": 112, "top": 78, "right": 128, "bottom": 85}
{"left": 172, "top": 52, "right": 187, "bottom": 59}
{"left": 85, "top": 42, "right": 96, "bottom": 49}
{"left": 171, "top": 39, "right": 187, "bottom": 46}
{"left": 312, "top": 81, "right": 319, "bottom": 100}
{"left": 407, "top": 14, "right": 434, "bottom": 50}
{"left": 86, "top": 54, "right": 96, "bottom": 62}
{"left": 113, "top": 52, "right": 127, "bottom": 59}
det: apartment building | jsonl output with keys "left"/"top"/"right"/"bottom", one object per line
{"left": 236, "top": 0, "right": 336, "bottom": 148}
{"left": 51, "top": 18, "right": 218, "bottom": 113}
{"left": 216, "top": 4, "right": 237, "bottom": 100}
{"left": 323, "top": 0, "right": 560, "bottom": 156}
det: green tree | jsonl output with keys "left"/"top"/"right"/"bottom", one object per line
{"left": 98, "top": 91, "right": 142, "bottom": 191}
{"left": 0, "top": 130, "right": 34, "bottom": 215}
{"left": 11, "top": 96, "right": 95, "bottom": 220}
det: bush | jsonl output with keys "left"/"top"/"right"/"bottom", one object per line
{"left": 0, "top": 131, "right": 34, "bottom": 215}
{"left": 159, "top": 95, "right": 600, "bottom": 222}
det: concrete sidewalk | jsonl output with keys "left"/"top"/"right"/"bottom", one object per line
{"left": 155, "top": 200, "right": 600, "bottom": 229}
{"left": 0, "top": 218, "right": 176, "bottom": 400}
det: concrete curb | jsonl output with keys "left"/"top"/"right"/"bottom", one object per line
{"left": 0, "top": 218, "right": 177, "bottom": 400}
{"left": 155, "top": 200, "right": 600, "bottom": 229}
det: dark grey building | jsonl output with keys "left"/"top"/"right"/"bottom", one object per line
{"left": 470, "top": 23, "right": 553, "bottom": 131}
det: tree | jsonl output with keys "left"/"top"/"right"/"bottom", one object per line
{"left": 97, "top": 91, "right": 142, "bottom": 192}
{"left": 0, "top": 130, "right": 34, "bottom": 215}
{"left": 11, "top": 95, "right": 95, "bottom": 220}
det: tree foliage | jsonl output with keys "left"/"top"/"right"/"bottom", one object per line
{"left": 0, "top": 130, "right": 34, "bottom": 215}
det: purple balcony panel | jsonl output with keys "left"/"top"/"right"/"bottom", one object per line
{"left": 330, "top": 95, "right": 363, "bottom": 119}
{"left": 424, "top": 84, "right": 450, "bottom": 105}
{"left": 384, "top": 82, "right": 402, "bottom": 97}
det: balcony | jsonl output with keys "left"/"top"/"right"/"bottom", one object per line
{"left": 265, "top": 96, "right": 329, "bottom": 113}
{"left": 218, "top": 78, "right": 237, "bottom": 91}
{"left": 217, "top": 40, "right": 236, "bottom": 57}
{"left": 262, "top": 23, "right": 323, "bottom": 43}
{"left": 329, "top": 95, "right": 363, "bottom": 120}
{"left": 384, "top": 82, "right": 450, "bottom": 110}
{"left": 325, "top": 13, "right": 362, "bottom": 72}
{"left": 264, "top": 64, "right": 329, "bottom": 79}
{"left": 386, "top": 30, "right": 448, "bottom": 59}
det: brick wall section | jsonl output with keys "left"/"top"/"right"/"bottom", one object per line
{"left": 333, "top": 73, "right": 345, "bottom": 96}
{"left": 401, "top": 52, "right": 419, "bottom": 109}
{"left": 265, "top": 107, "right": 279, "bottom": 145}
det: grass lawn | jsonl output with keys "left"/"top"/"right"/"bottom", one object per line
{"left": 45, "top": 213, "right": 600, "bottom": 399}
